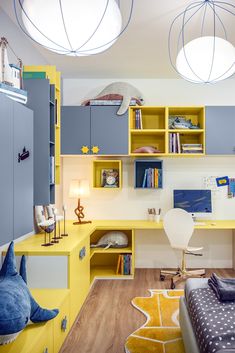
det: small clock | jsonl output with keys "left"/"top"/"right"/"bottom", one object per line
{"left": 102, "top": 169, "right": 119, "bottom": 188}
{"left": 106, "top": 175, "right": 116, "bottom": 186}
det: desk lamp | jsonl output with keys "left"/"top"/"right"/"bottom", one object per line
{"left": 69, "top": 179, "right": 92, "bottom": 225}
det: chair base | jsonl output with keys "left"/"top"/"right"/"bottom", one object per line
{"left": 160, "top": 268, "right": 206, "bottom": 289}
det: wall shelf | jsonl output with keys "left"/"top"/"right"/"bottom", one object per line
{"left": 92, "top": 159, "right": 122, "bottom": 189}
{"left": 134, "top": 159, "right": 163, "bottom": 189}
{"left": 129, "top": 106, "right": 205, "bottom": 156}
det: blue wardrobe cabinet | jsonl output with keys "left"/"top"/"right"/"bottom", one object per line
{"left": 206, "top": 106, "right": 235, "bottom": 155}
{"left": 61, "top": 106, "right": 129, "bottom": 155}
{"left": 24, "top": 79, "right": 55, "bottom": 205}
{"left": 0, "top": 93, "right": 33, "bottom": 246}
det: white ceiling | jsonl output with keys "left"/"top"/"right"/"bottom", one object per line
{"left": 1, "top": 0, "right": 234, "bottom": 78}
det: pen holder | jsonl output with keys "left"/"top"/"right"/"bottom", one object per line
{"left": 147, "top": 214, "right": 156, "bottom": 222}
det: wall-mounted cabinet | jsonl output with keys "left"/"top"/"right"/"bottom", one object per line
{"left": 0, "top": 94, "right": 33, "bottom": 246}
{"left": 206, "top": 106, "right": 235, "bottom": 155}
{"left": 61, "top": 106, "right": 129, "bottom": 155}
{"left": 23, "top": 79, "right": 55, "bottom": 205}
{"left": 129, "top": 106, "right": 205, "bottom": 156}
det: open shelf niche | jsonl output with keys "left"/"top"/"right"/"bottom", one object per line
{"left": 90, "top": 229, "right": 135, "bottom": 283}
{"left": 92, "top": 159, "right": 122, "bottom": 189}
{"left": 168, "top": 107, "right": 205, "bottom": 155}
{"left": 129, "top": 107, "right": 167, "bottom": 156}
{"left": 134, "top": 159, "right": 163, "bottom": 189}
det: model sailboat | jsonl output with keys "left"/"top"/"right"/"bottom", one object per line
{"left": 0, "top": 37, "right": 27, "bottom": 104}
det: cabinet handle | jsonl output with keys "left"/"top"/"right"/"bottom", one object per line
{"left": 81, "top": 145, "right": 90, "bottom": 154}
{"left": 91, "top": 145, "right": 100, "bottom": 154}
{"left": 79, "top": 246, "right": 86, "bottom": 260}
{"left": 61, "top": 316, "right": 68, "bottom": 332}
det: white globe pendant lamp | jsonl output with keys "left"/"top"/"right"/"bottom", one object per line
{"left": 14, "top": 0, "right": 134, "bottom": 56}
{"left": 169, "top": 0, "right": 235, "bottom": 84}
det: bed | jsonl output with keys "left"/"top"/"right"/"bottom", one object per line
{"left": 179, "top": 278, "right": 235, "bottom": 353}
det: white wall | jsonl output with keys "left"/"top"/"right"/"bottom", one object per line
{"left": 63, "top": 78, "right": 235, "bottom": 106}
{"left": 60, "top": 77, "right": 235, "bottom": 268}
{"left": 0, "top": 8, "right": 47, "bottom": 65}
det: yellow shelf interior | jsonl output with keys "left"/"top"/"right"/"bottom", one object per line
{"left": 90, "top": 246, "right": 133, "bottom": 259}
{"left": 92, "top": 159, "right": 122, "bottom": 189}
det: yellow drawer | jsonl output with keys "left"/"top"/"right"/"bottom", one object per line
{"left": 53, "top": 293, "right": 70, "bottom": 353}
{"left": 0, "top": 321, "right": 53, "bottom": 353}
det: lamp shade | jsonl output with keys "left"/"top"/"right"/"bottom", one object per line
{"left": 21, "top": 0, "right": 122, "bottom": 56}
{"left": 69, "top": 180, "right": 90, "bottom": 198}
{"left": 176, "top": 36, "right": 235, "bottom": 83}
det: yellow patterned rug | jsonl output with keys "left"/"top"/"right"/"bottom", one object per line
{"left": 125, "top": 289, "right": 185, "bottom": 353}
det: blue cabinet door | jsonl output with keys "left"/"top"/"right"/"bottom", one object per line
{"left": 24, "top": 79, "right": 51, "bottom": 205}
{"left": 206, "top": 106, "right": 235, "bottom": 155}
{"left": 61, "top": 106, "right": 91, "bottom": 155}
{"left": 13, "top": 102, "right": 34, "bottom": 240}
{"left": 0, "top": 95, "right": 14, "bottom": 246}
{"left": 90, "top": 106, "right": 128, "bottom": 155}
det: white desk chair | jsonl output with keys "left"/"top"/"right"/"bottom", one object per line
{"left": 160, "top": 208, "right": 205, "bottom": 289}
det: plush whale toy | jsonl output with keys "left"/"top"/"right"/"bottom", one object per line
{"left": 82, "top": 82, "right": 144, "bottom": 115}
{"left": 0, "top": 242, "right": 59, "bottom": 345}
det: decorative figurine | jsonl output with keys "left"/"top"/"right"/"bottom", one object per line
{"left": 61, "top": 205, "right": 68, "bottom": 237}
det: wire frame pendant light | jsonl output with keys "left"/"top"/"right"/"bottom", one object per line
{"left": 14, "top": 0, "right": 134, "bottom": 56}
{"left": 169, "top": 0, "right": 235, "bottom": 83}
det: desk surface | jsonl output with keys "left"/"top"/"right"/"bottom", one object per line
{"left": 12, "top": 220, "right": 235, "bottom": 256}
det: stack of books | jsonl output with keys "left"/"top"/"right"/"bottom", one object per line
{"left": 142, "top": 168, "right": 162, "bottom": 188}
{"left": 181, "top": 144, "right": 203, "bottom": 154}
{"left": 116, "top": 254, "right": 132, "bottom": 275}
{"left": 169, "top": 133, "right": 181, "bottom": 153}
{"left": 134, "top": 109, "right": 143, "bottom": 129}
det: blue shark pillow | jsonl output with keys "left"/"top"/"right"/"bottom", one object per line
{"left": 0, "top": 242, "right": 59, "bottom": 345}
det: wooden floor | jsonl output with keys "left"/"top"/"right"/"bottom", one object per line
{"left": 60, "top": 269, "right": 235, "bottom": 353}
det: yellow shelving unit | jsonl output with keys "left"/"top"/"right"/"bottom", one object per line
{"left": 129, "top": 106, "right": 205, "bottom": 156}
{"left": 92, "top": 159, "right": 122, "bottom": 189}
{"left": 90, "top": 228, "right": 135, "bottom": 283}
{"left": 23, "top": 65, "right": 61, "bottom": 184}
{"left": 129, "top": 106, "right": 167, "bottom": 156}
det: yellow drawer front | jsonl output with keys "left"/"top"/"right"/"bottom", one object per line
{"left": 0, "top": 321, "right": 53, "bottom": 353}
{"left": 53, "top": 294, "right": 70, "bottom": 353}
{"left": 69, "top": 236, "right": 90, "bottom": 324}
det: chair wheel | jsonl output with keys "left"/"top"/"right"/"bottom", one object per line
{"left": 160, "top": 275, "right": 165, "bottom": 281}
{"left": 171, "top": 280, "right": 175, "bottom": 289}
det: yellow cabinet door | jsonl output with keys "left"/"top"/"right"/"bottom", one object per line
{"left": 69, "top": 236, "right": 90, "bottom": 324}
{"left": 0, "top": 321, "right": 53, "bottom": 353}
{"left": 53, "top": 294, "right": 70, "bottom": 353}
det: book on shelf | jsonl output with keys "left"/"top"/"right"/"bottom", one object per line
{"left": 141, "top": 168, "right": 162, "bottom": 188}
{"left": 101, "top": 169, "right": 119, "bottom": 187}
{"left": 134, "top": 109, "right": 143, "bottom": 129}
{"left": 181, "top": 143, "right": 203, "bottom": 154}
{"left": 116, "top": 254, "right": 132, "bottom": 275}
{"left": 169, "top": 132, "right": 181, "bottom": 153}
